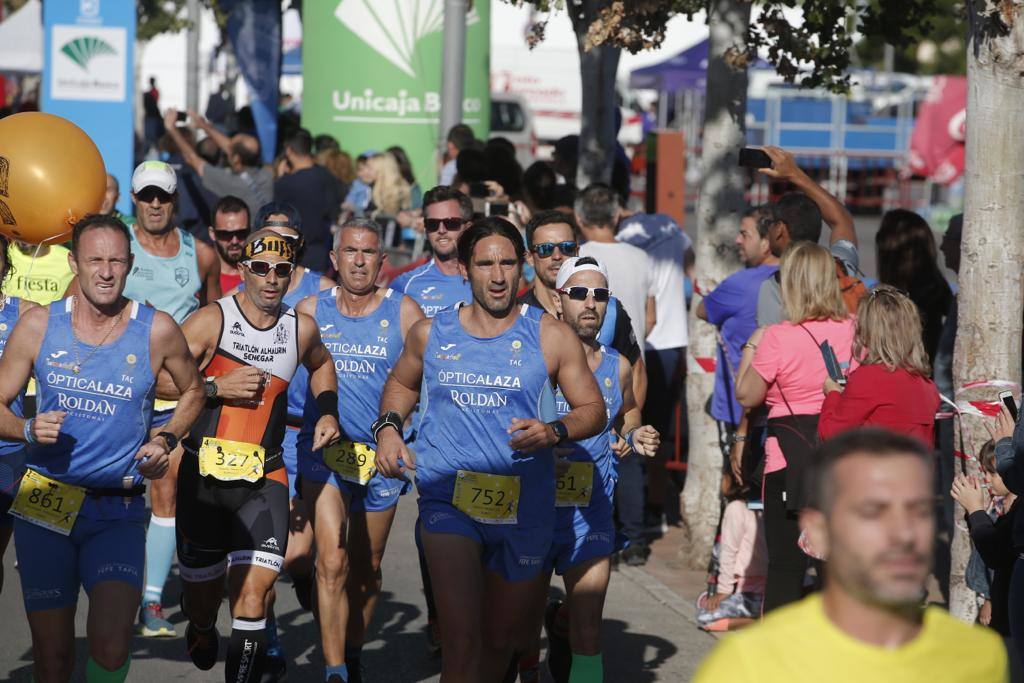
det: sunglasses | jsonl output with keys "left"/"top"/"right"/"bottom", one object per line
{"left": 243, "top": 259, "right": 294, "bottom": 278}
{"left": 559, "top": 286, "right": 610, "bottom": 302}
{"left": 532, "top": 241, "right": 579, "bottom": 258}
{"left": 213, "top": 228, "right": 250, "bottom": 242}
{"left": 424, "top": 217, "right": 466, "bottom": 233}
{"left": 136, "top": 187, "right": 174, "bottom": 204}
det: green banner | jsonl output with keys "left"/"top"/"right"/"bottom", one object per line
{"left": 303, "top": 0, "right": 491, "bottom": 189}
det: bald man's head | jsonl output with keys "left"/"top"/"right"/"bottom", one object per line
{"left": 230, "top": 134, "right": 261, "bottom": 168}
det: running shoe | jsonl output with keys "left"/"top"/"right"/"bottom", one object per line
{"left": 621, "top": 543, "right": 648, "bottom": 567}
{"left": 185, "top": 620, "right": 219, "bottom": 671}
{"left": 138, "top": 602, "right": 176, "bottom": 637}
{"left": 261, "top": 653, "right": 287, "bottom": 682}
{"left": 543, "top": 600, "right": 571, "bottom": 683}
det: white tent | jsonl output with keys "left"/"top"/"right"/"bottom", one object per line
{"left": 0, "top": 0, "right": 42, "bottom": 73}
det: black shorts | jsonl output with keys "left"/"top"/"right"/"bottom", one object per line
{"left": 175, "top": 449, "right": 289, "bottom": 582}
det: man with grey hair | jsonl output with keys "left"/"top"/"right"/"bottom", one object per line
{"left": 694, "top": 428, "right": 1006, "bottom": 682}
{"left": 575, "top": 182, "right": 656, "bottom": 565}
{"left": 296, "top": 217, "right": 424, "bottom": 682}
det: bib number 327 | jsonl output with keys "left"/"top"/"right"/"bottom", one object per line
{"left": 198, "top": 437, "right": 265, "bottom": 483}
{"left": 452, "top": 470, "right": 520, "bottom": 525}
{"left": 9, "top": 469, "right": 86, "bottom": 536}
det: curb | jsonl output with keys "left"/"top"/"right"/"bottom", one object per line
{"left": 618, "top": 564, "right": 710, "bottom": 630}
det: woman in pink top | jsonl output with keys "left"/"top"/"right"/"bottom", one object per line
{"left": 735, "top": 241, "right": 857, "bottom": 613}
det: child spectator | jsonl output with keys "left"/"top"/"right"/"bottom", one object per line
{"left": 696, "top": 470, "right": 768, "bottom": 631}
{"left": 342, "top": 151, "right": 377, "bottom": 218}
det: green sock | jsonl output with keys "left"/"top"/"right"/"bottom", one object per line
{"left": 568, "top": 652, "right": 602, "bottom": 683}
{"left": 86, "top": 656, "right": 130, "bottom": 683}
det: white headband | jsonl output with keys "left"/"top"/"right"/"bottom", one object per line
{"left": 555, "top": 256, "right": 609, "bottom": 290}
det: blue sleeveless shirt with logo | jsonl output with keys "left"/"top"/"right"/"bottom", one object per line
{"left": 0, "top": 296, "right": 25, "bottom": 457}
{"left": 123, "top": 227, "right": 201, "bottom": 324}
{"left": 416, "top": 307, "right": 555, "bottom": 529}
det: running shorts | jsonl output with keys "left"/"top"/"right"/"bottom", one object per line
{"left": 175, "top": 448, "right": 290, "bottom": 582}
{"left": 418, "top": 498, "right": 552, "bottom": 582}
{"left": 545, "top": 505, "right": 620, "bottom": 576}
{"left": 14, "top": 495, "right": 146, "bottom": 612}
{"left": 299, "top": 443, "right": 409, "bottom": 513}
{"left": 282, "top": 426, "right": 300, "bottom": 500}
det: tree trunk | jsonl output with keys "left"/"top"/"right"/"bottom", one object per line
{"left": 570, "top": 1, "right": 620, "bottom": 188}
{"left": 679, "top": 0, "right": 751, "bottom": 568}
{"left": 949, "top": 2, "right": 1024, "bottom": 621}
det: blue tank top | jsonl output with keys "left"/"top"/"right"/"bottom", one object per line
{"left": 123, "top": 227, "right": 201, "bottom": 324}
{"left": 303, "top": 287, "right": 404, "bottom": 442}
{"left": 555, "top": 346, "right": 622, "bottom": 518}
{"left": 416, "top": 307, "right": 555, "bottom": 528}
{"left": 282, "top": 269, "right": 325, "bottom": 419}
{"left": 31, "top": 298, "right": 156, "bottom": 489}
{"left": 0, "top": 296, "right": 24, "bottom": 456}
{"left": 391, "top": 260, "right": 471, "bottom": 318}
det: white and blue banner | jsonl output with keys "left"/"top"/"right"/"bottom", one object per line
{"left": 42, "top": 0, "right": 134, "bottom": 215}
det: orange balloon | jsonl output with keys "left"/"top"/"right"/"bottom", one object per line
{"left": 0, "top": 112, "right": 106, "bottom": 244}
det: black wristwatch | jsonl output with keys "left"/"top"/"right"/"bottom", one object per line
{"left": 547, "top": 420, "right": 569, "bottom": 445}
{"left": 156, "top": 431, "right": 179, "bottom": 451}
{"left": 371, "top": 411, "right": 404, "bottom": 443}
{"left": 204, "top": 376, "right": 218, "bottom": 399}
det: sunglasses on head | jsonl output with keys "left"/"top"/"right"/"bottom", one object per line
{"left": 243, "top": 259, "right": 294, "bottom": 278}
{"left": 424, "top": 217, "right": 466, "bottom": 233}
{"left": 213, "top": 228, "right": 250, "bottom": 242}
{"left": 532, "top": 241, "right": 579, "bottom": 258}
{"left": 559, "top": 286, "right": 610, "bottom": 302}
{"left": 136, "top": 187, "right": 174, "bottom": 204}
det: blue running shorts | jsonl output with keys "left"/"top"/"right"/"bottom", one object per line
{"left": 545, "top": 506, "right": 619, "bottom": 576}
{"left": 298, "top": 445, "right": 409, "bottom": 513}
{"left": 14, "top": 496, "right": 146, "bottom": 612}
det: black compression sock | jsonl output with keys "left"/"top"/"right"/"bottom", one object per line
{"left": 226, "top": 617, "right": 266, "bottom": 683}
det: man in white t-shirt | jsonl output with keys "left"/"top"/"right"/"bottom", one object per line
{"left": 575, "top": 183, "right": 657, "bottom": 564}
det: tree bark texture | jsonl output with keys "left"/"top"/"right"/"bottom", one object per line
{"left": 570, "top": 1, "right": 621, "bottom": 188}
{"left": 950, "top": 0, "right": 1024, "bottom": 622}
{"left": 679, "top": 0, "right": 751, "bottom": 569}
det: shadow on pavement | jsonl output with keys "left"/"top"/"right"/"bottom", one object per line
{"left": 603, "top": 618, "right": 679, "bottom": 682}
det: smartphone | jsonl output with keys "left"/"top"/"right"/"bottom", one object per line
{"left": 485, "top": 202, "right": 509, "bottom": 218}
{"left": 468, "top": 181, "right": 489, "bottom": 199}
{"left": 820, "top": 341, "right": 845, "bottom": 386}
{"left": 738, "top": 147, "right": 772, "bottom": 169}
{"left": 1000, "top": 390, "right": 1018, "bottom": 422}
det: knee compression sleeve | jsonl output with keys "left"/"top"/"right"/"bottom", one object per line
{"left": 86, "top": 656, "right": 130, "bottom": 683}
{"left": 568, "top": 653, "right": 602, "bottom": 683}
{"left": 227, "top": 617, "right": 266, "bottom": 683}
{"left": 143, "top": 516, "right": 176, "bottom": 604}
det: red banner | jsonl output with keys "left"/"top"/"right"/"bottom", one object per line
{"left": 907, "top": 76, "right": 966, "bottom": 185}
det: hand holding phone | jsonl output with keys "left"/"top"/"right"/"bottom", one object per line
{"left": 738, "top": 147, "right": 773, "bottom": 169}
{"left": 820, "top": 341, "right": 845, "bottom": 386}
{"left": 999, "top": 390, "right": 1018, "bottom": 422}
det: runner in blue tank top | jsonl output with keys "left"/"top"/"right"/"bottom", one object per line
{"left": 373, "top": 217, "right": 606, "bottom": 682}
{"left": 389, "top": 186, "right": 472, "bottom": 317}
{"left": 296, "top": 218, "right": 424, "bottom": 682}
{"left": 524, "top": 256, "right": 661, "bottom": 683}
{"left": 123, "top": 161, "right": 224, "bottom": 638}
{"left": 0, "top": 234, "right": 38, "bottom": 594}
{"left": 0, "top": 215, "right": 204, "bottom": 683}
{"left": 235, "top": 203, "right": 335, "bottom": 671}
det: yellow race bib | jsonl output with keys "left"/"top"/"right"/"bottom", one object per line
{"left": 324, "top": 441, "right": 376, "bottom": 485}
{"left": 9, "top": 469, "right": 86, "bottom": 535}
{"left": 153, "top": 398, "right": 178, "bottom": 412}
{"left": 198, "top": 437, "right": 265, "bottom": 483}
{"left": 555, "top": 461, "right": 594, "bottom": 508}
{"left": 452, "top": 470, "right": 520, "bottom": 525}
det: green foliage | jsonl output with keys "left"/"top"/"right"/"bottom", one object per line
{"left": 510, "top": 0, "right": 942, "bottom": 93}
{"left": 137, "top": 0, "right": 189, "bottom": 42}
{"left": 856, "top": 0, "right": 966, "bottom": 74}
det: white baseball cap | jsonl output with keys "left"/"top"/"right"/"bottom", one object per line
{"left": 555, "top": 256, "right": 609, "bottom": 290}
{"left": 131, "top": 160, "right": 177, "bottom": 194}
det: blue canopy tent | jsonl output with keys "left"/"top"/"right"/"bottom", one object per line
{"left": 629, "top": 39, "right": 710, "bottom": 92}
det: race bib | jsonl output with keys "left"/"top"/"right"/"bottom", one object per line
{"left": 452, "top": 470, "right": 520, "bottom": 525}
{"left": 9, "top": 468, "right": 86, "bottom": 536}
{"left": 153, "top": 398, "right": 178, "bottom": 412}
{"left": 198, "top": 437, "right": 265, "bottom": 483}
{"left": 324, "top": 441, "right": 376, "bottom": 485}
{"left": 555, "top": 461, "right": 594, "bottom": 508}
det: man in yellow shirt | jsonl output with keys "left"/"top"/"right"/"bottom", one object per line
{"left": 5, "top": 240, "right": 73, "bottom": 306}
{"left": 694, "top": 428, "right": 1007, "bottom": 683}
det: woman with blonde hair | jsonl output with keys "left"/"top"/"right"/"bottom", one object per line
{"left": 818, "top": 285, "right": 939, "bottom": 445}
{"left": 735, "top": 240, "right": 858, "bottom": 613}
{"left": 368, "top": 152, "right": 412, "bottom": 217}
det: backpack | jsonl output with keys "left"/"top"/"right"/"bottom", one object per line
{"left": 835, "top": 257, "right": 868, "bottom": 314}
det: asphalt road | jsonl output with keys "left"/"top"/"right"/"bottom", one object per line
{"left": 0, "top": 494, "right": 716, "bottom": 682}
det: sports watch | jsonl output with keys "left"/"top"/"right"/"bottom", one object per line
{"left": 204, "top": 376, "right": 218, "bottom": 399}
{"left": 156, "top": 431, "right": 179, "bottom": 451}
{"left": 371, "top": 411, "right": 404, "bottom": 442}
{"left": 547, "top": 420, "right": 569, "bottom": 445}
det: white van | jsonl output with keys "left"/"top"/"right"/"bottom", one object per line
{"left": 490, "top": 93, "right": 537, "bottom": 167}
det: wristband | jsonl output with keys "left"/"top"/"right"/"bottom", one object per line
{"left": 23, "top": 418, "right": 35, "bottom": 445}
{"left": 315, "top": 391, "right": 340, "bottom": 421}
{"left": 625, "top": 428, "right": 638, "bottom": 451}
